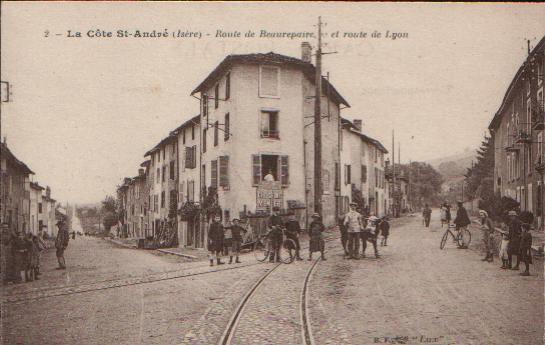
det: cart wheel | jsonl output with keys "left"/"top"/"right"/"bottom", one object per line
{"left": 281, "top": 239, "right": 296, "bottom": 264}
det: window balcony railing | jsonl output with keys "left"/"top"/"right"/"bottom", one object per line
{"left": 515, "top": 130, "right": 532, "bottom": 144}
{"left": 535, "top": 156, "right": 545, "bottom": 174}
{"left": 261, "top": 130, "right": 280, "bottom": 139}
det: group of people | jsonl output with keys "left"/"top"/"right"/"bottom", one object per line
{"left": 480, "top": 210, "right": 533, "bottom": 276}
{"left": 1, "top": 216, "right": 70, "bottom": 284}
{"left": 208, "top": 215, "right": 248, "bottom": 266}
{"left": 427, "top": 201, "right": 471, "bottom": 249}
{"left": 339, "top": 202, "right": 390, "bottom": 260}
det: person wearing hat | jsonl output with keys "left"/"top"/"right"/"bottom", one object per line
{"left": 285, "top": 213, "right": 303, "bottom": 261}
{"left": 453, "top": 201, "right": 470, "bottom": 249}
{"left": 344, "top": 202, "right": 364, "bottom": 259}
{"left": 518, "top": 223, "right": 533, "bottom": 276}
{"left": 506, "top": 210, "right": 522, "bottom": 270}
{"left": 498, "top": 224, "right": 511, "bottom": 269}
{"left": 308, "top": 213, "right": 326, "bottom": 261}
{"left": 55, "top": 217, "right": 70, "bottom": 270}
{"left": 479, "top": 210, "right": 494, "bottom": 262}
{"left": 228, "top": 218, "right": 247, "bottom": 264}
{"left": 379, "top": 216, "right": 390, "bottom": 247}
{"left": 422, "top": 204, "right": 432, "bottom": 228}
{"left": 267, "top": 207, "right": 284, "bottom": 262}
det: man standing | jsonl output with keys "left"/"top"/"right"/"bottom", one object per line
{"left": 454, "top": 201, "right": 470, "bottom": 249}
{"left": 285, "top": 213, "right": 303, "bottom": 261}
{"left": 55, "top": 218, "right": 70, "bottom": 270}
{"left": 208, "top": 215, "right": 225, "bottom": 266}
{"left": 344, "top": 202, "right": 363, "bottom": 259}
{"left": 267, "top": 207, "right": 283, "bottom": 262}
{"left": 229, "top": 219, "right": 247, "bottom": 264}
{"left": 338, "top": 214, "right": 349, "bottom": 256}
{"left": 422, "top": 204, "right": 432, "bottom": 228}
{"left": 506, "top": 210, "right": 522, "bottom": 270}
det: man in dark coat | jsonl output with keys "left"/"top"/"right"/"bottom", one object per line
{"left": 208, "top": 215, "right": 225, "bottom": 266}
{"left": 285, "top": 213, "right": 303, "bottom": 260}
{"left": 454, "top": 201, "right": 470, "bottom": 249}
{"left": 267, "top": 207, "right": 283, "bottom": 262}
{"left": 519, "top": 223, "right": 533, "bottom": 276}
{"left": 422, "top": 204, "right": 432, "bottom": 228}
{"left": 55, "top": 218, "right": 70, "bottom": 269}
{"left": 506, "top": 210, "right": 522, "bottom": 270}
{"left": 228, "top": 219, "right": 247, "bottom": 264}
{"left": 338, "top": 214, "right": 349, "bottom": 256}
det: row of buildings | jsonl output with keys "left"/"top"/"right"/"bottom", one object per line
{"left": 490, "top": 36, "right": 545, "bottom": 228}
{"left": 1, "top": 140, "right": 59, "bottom": 238}
{"left": 117, "top": 43, "right": 408, "bottom": 249}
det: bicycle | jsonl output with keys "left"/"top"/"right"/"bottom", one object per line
{"left": 253, "top": 227, "right": 296, "bottom": 264}
{"left": 440, "top": 224, "right": 472, "bottom": 250}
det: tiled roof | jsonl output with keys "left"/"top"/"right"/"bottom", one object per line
{"left": 489, "top": 35, "right": 545, "bottom": 130}
{"left": 191, "top": 52, "right": 350, "bottom": 107}
{"left": 342, "top": 118, "right": 388, "bottom": 153}
{"left": 0, "top": 142, "right": 34, "bottom": 175}
{"left": 144, "top": 114, "right": 200, "bottom": 157}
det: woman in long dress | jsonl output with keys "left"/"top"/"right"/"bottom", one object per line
{"left": 308, "top": 213, "right": 326, "bottom": 261}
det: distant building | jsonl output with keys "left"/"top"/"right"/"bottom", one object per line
{"left": 42, "top": 186, "right": 57, "bottom": 237}
{"left": 385, "top": 162, "right": 410, "bottom": 216}
{"left": 29, "top": 182, "right": 45, "bottom": 235}
{"left": 489, "top": 36, "right": 544, "bottom": 226}
{"left": 1, "top": 141, "right": 33, "bottom": 234}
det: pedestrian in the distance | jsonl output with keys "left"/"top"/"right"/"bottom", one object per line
{"left": 208, "top": 215, "right": 225, "bottom": 266}
{"left": 379, "top": 216, "right": 390, "bottom": 246}
{"left": 344, "top": 203, "right": 363, "bottom": 259}
{"left": 422, "top": 204, "right": 432, "bottom": 228}
{"left": 229, "top": 219, "right": 247, "bottom": 264}
{"left": 308, "top": 213, "right": 326, "bottom": 261}
{"left": 23, "top": 232, "right": 34, "bottom": 281}
{"left": 518, "top": 223, "right": 533, "bottom": 276}
{"left": 454, "top": 201, "right": 470, "bottom": 249}
{"left": 55, "top": 218, "right": 70, "bottom": 270}
{"left": 285, "top": 213, "right": 303, "bottom": 261}
{"left": 267, "top": 207, "right": 284, "bottom": 263}
{"left": 28, "top": 234, "right": 41, "bottom": 281}
{"left": 479, "top": 210, "right": 494, "bottom": 262}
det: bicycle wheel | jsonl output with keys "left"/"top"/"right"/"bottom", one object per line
{"left": 253, "top": 240, "right": 269, "bottom": 262}
{"left": 440, "top": 231, "right": 449, "bottom": 250}
{"left": 457, "top": 228, "right": 472, "bottom": 247}
{"left": 281, "top": 239, "right": 296, "bottom": 264}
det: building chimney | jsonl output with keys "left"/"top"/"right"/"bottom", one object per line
{"left": 138, "top": 168, "right": 145, "bottom": 177}
{"left": 301, "top": 42, "right": 312, "bottom": 63}
{"left": 353, "top": 119, "right": 362, "bottom": 132}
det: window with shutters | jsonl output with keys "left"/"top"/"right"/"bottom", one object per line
{"left": 334, "top": 162, "right": 340, "bottom": 191}
{"left": 224, "top": 113, "right": 230, "bottom": 141}
{"left": 251, "top": 154, "right": 289, "bottom": 187}
{"left": 201, "top": 164, "right": 206, "bottom": 189}
{"left": 345, "top": 165, "right": 351, "bottom": 185}
{"left": 170, "top": 161, "right": 176, "bottom": 180}
{"left": 214, "top": 84, "right": 219, "bottom": 109}
{"left": 214, "top": 121, "right": 219, "bottom": 146}
{"left": 259, "top": 66, "right": 280, "bottom": 97}
{"left": 361, "top": 165, "right": 367, "bottom": 183}
{"left": 156, "top": 168, "right": 160, "bottom": 183}
{"left": 202, "top": 93, "right": 208, "bottom": 117}
{"left": 154, "top": 195, "right": 158, "bottom": 212}
{"left": 203, "top": 128, "right": 207, "bottom": 152}
{"left": 191, "top": 125, "right": 195, "bottom": 140}
{"left": 161, "top": 191, "right": 165, "bottom": 208}
{"left": 225, "top": 73, "right": 230, "bottom": 100}
{"left": 182, "top": 129, "right": 186, "bottom": 144}
{"left": 219, "top": 156, "right": 229, "bottom": 189}
{"left": 211, "top": 159, "right": 218, "bottom": 188}
{"left": 162, "top": 166, "right": 166, "bottom": 182}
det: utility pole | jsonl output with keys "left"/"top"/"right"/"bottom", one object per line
{"left": 314, "top": 16, "right": 323, "bottom": 215}
{"left": 392, "top": 130, "right": 397, "bottom": 217}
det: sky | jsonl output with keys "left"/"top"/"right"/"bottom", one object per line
{"left": 1, "top": 2, "right": 545, "bottom": 205}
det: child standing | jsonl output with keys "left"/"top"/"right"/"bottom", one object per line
{"left": 379, "top": 216, "right": 390, "bottom": 246}
{"left": 519, "top": 223, "right": 533, "bottom": 276}
{"left": 499, "top": 226, "right": 510, "bottom": 269}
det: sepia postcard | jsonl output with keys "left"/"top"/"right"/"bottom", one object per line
{"left": 1, "top": 2, "right": 544, "bottom": 345}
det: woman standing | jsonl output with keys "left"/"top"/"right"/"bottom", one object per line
{"left": 308, "top": 213, "right": 326, "bottom": 261}
{"left": 479, "top": 210, "right": 494, "bottom": 262}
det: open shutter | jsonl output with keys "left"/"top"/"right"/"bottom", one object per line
{"left": 252, "top": 155, "right": 261, "bottom": 186}
{"left": 185, "top": 147, "right": 192, "bottom": 168}
{"left": 219, "top": 156, "right": 229, "bottom": 189}
{"left": 211, "top": 160, "right": 218, "bottom": 188}
{"left": 280, "top": 155, "right": 289, "bottom": 186}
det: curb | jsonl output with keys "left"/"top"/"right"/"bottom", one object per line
{"left": 103, "top": 238, "right": 137, "bottom": 249}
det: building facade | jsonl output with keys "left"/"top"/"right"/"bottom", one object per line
{"left": 489, "top": 37, "right": 545, "bottom": 227}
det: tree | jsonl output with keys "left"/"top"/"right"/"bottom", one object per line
{"left": 101, "top": 195, "right": 118, "bottom": 232}
{"left": 405, "top": 162, "right": 444, "bottom": 209}
{"left": 464, "top": 134, "right": 494, "bottom": 201}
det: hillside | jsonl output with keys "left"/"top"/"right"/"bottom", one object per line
{"left": 428, "top": 149, "right": 476, "bottom": 179}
